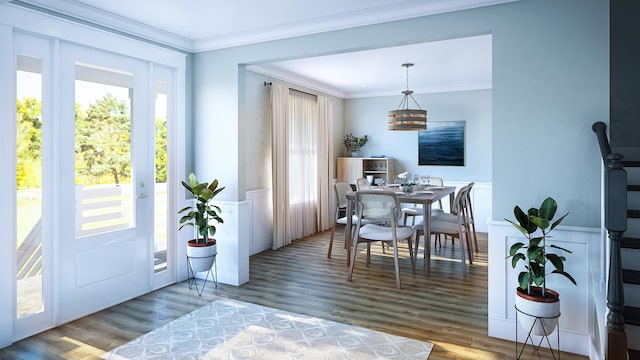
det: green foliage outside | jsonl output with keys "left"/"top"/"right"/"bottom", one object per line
{"left": 16, "top": 93, "right": 168, "bottom": 188}
{"left": 16, "top": 97, "right": 42, "bottom": 188}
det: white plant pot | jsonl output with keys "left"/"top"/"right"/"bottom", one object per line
{"left": 187, "top": 240, "right": 217, "bottom": 273}
{"left": 515, "top": 287, "right": 560, "bottom": 336}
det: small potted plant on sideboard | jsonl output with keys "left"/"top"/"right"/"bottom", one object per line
{"left": 343, "top": 133, "right": 368, "bottom": 157}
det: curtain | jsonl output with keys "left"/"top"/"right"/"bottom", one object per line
{"left": 288, "top": 89, "right": 318, "bottom": 240}
{"left": 271, "top": 84, "right": 290, "bottom": 250}
{"left": 316, "top": 96, "right": 333, "bottom": 231}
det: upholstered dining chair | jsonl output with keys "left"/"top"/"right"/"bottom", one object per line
{"left": 347, "top": 190, "right": 415, "bottom": 289}
{"left": 413, "top": 184, "right": 470, "bottom": 277}
{"left": 402, "top": 176, "right": 444, "bottom": 226}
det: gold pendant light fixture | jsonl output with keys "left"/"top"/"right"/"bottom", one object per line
{"left": 387, "top": 63, "right": 427, "bottom": 131}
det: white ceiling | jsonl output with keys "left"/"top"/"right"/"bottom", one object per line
{"left": 248, "top": 35, "right": 492, "bottom": 98}
{"left": 11, "top": 0, "right": 504, "bottom": 97}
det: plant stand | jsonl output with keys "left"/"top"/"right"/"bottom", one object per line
{"left": 515, "top": 305, "right": 560, "bottom": 359}
{"left": 186, "top": 253, "right": 217, "bottom": 296}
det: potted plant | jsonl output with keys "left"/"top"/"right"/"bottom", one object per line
{"left": 343, "top": 133, "right": 368, "bottom": 157}
{"left": 505, "top": 197, "right": 576, "bottom": 336}
{"left": 179, "top": 173, "right": 225, "bottom": 272}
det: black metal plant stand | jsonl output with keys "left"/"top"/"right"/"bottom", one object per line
{"left": 515, "top": 305, "right": 561, "bottom": 359}
{"left": 186, "top": 253, "right": 217, "bottom": 296}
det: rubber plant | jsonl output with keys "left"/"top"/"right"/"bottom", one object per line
{"left": 505, "top": 197, "right": 577, "bottom": 297}
{"left": 179, "top": 173, "right": 225, "bottom": 244}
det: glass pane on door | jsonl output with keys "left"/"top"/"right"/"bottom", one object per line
{"left": 74, "top": 63, "right": 134, "bottom": 237}
{"left": 154, "top": 82, "right": 168, "bottom": 273}
{"left": 16, "top": 55, "right": 43, "bottom": 318}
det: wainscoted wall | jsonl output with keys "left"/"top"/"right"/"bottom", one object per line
{"left": 246, "top": 189, "right": 273, "bottom": 255}
{"left": 245, "top": 183, "right": 491, "bottom": 258}
{"left": 487, "top": 221, "right": 600, "bottom": 356}
{"left": 438, "top": 181, "right": 492, "bottom": 233}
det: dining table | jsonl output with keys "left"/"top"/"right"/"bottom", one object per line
{"left": 344, "top": 185, "right": 457, "bottom": 275}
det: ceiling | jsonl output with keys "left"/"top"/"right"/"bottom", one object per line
{"left": 10, "top": 0, "right": 505, "bottom": 97}
{"left": 248, "top": 35, "right": 492, "bottom": 98}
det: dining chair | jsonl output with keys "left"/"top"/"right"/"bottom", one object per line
{"left": 413, "top": 184, "right": 470, "bottom": 277}
{"left": 347, "top": 190, "right": 415, "bottom": 289}
{"left": 328, "top": 181, "right": 376, "bottom": 264}
{"left": 431, "top": 182, "right": 477, "bottom": 256}
{"left": 402, "top": 176, "right": 444, "bottom": 226}
{"left": 355, "top": 177, "right": 370, "bottom": 190}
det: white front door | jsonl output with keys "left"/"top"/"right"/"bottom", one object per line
{"left": 2, "top": 21, "right": 184, "bottom": 347}
{"left": 56, "top": 43, "right": 154, "bottom": 322}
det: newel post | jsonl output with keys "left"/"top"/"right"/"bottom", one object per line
{"left": 606, "top": 153, "right": 628, "bottom": 359}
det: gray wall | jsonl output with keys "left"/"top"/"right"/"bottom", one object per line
{"left": 192, "top": 0, "right": 608, "bottom": 227}
{"left": 345, "top": 90, "right": 492, "bottom": 182}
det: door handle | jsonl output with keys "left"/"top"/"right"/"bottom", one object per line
{"left": 136, "top": 193, "right": 148, "bottom": 199}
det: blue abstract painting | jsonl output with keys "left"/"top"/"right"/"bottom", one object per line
{"left": 418, "top": 121, "right": 465, "bottom": 166}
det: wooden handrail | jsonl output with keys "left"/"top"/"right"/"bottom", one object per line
{"left": 593, "top": 122, "right": 628, "bottom": 359}
{"left": 592, "top": 122, "right": 612, "bottom": 164}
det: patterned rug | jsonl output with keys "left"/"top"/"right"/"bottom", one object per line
{"left": 102, "top": 298, "right": 433, "bottom": 359}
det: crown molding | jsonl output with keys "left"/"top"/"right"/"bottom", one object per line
{"left": 247, "top": 65, "right": 347, "bottom": 98}
{"left": 9, "top": 0, "right": 193, "bottom": 52}
{"left": 346, "top": 83, "right": 493, "bottom": 99}
{"left": 248, "top": 65, "right": 491, "bottom": 99}
{"left": 193, "top": 0, "right": 516, "bottom": 52}
{"left": 11, "top": 0, "right": 516, "bottom": 53}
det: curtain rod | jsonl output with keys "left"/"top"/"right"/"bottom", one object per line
{"left": 263, "top": 81, "right": 317, "bottom": 98}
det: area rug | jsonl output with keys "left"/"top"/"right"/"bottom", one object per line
{"left": 102, "top": 298, "right": 433, "bottom": 359}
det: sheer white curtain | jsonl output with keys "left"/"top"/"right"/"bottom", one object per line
{"left": 271, "top": 84, "right": 290, "bottom": 249}
{"left": 288, "top": 89, "right": 318, "bottom": 240}
{"left": 316, "top": 96, "right": 333, "bottom": 232}
{"left": 270, "top": 86, "right": 333, "bottom": 249}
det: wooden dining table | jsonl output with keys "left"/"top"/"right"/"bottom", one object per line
{"left": 344, "top": 185, "right": 457, "bottom": 274}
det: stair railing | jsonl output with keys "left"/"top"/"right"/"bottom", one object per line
{"left": 592, "top": 121, "right": 628, "bottom": 359}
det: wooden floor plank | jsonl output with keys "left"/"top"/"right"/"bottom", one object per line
{"left": 0, "top": 230, "right": 589, "bottom": 359}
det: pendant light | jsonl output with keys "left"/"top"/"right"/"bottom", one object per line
{"left": 387, "top": 63, "right": 427, "bottom": 131}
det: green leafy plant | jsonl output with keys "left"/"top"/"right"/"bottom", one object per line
{"left": 505, "top": 197, "right": 576, "bottom": 297}
{"left": 343, "top": 134, "right": 368, "bottom": 153}
{"left": 179, "top": 173, "right": 225, "bottom": 244}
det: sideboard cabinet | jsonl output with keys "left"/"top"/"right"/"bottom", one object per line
{"left": 336, "top": 157, "right": 394, "bottom": 185}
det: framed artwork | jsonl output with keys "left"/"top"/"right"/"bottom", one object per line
{"left": 418, "top": 121, "right": 465, "bottom": 166}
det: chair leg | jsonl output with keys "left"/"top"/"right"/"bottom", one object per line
{"left": 467, "top": 199, "right": 479, "bottom": 253}
{"left": 466, "top": 231, "right": 474, "bottom": 265}
{"left": 347, "top": 241, "right": 359, "bottom": 281}
{"left": 407, "top": 235, "right": 415, "bottom": 273}
{"left": 366, "top": 243, "right": 371, "bottom": 264}
{"left": 458, "top": 231, "right": 467, "bottom": 278}
{"left": 392, "top": 239, "right": 401, "bottom": 289}
{"left": 328, "top": 224, "right": 336, "bottom": 258}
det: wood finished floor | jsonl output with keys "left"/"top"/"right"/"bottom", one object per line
{"left": 0, "top": 230, "right": 589, "bottom": 360}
